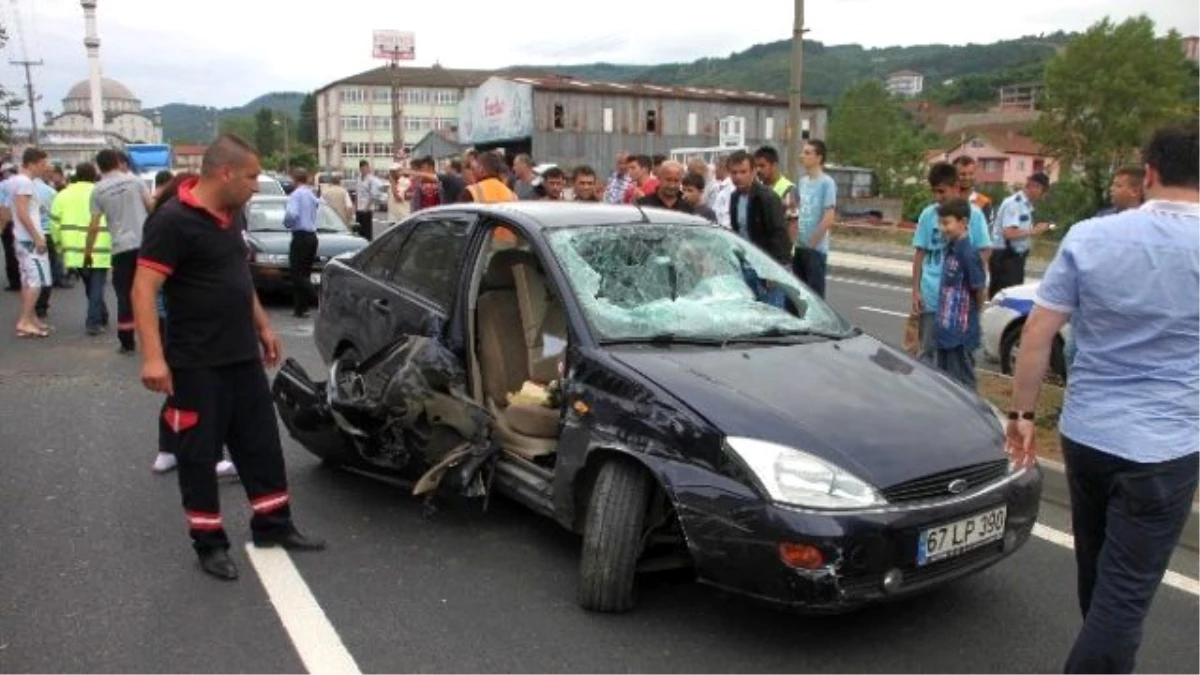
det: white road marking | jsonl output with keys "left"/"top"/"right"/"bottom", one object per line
{"left": 1031, "top": 523, "right": 1199, "bottom": 596}
{"left": 857, "top": 306, "right": 910, "bottom": 318}
{"left": 828, "top": 275, "right": 909, "bottom": 292}
{"left": 245, "top": 545, "right": 362, "bottom": 675}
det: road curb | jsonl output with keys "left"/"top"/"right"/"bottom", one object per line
{"left": 828, "top": 264, "right": 910, "bottom": 288}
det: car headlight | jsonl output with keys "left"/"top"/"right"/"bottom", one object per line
{"left": 724, "top": 437, "right": 885, "bottom": 510}
{"left": 258, "top": 253, "right": 289, "bottom": 266}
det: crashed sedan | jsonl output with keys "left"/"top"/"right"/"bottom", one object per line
{"left": 271, "top": 202, "right": 1043, "bottom": 614}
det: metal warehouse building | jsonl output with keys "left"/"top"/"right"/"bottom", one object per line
{"left": 315, "top": 65, "right": 828, "bottom": 173}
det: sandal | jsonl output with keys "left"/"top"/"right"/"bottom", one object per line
{"left": 15, "top": 328, "right": 50, "bottom": 338}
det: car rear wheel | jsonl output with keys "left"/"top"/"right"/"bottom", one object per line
{"left": 318, "top": 345, "right": 367, "bottom": 469}
{"left": 578, "top": 459, "right": 652, "bottom": 613}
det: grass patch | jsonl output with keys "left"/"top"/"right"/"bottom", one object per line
{"left": 977, "top": 370, "right": 1064, "bottom": 464}
{"left": 833, "top": 223, "right": 1059, "bottom": 264}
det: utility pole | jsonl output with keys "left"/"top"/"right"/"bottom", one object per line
{"left": 390, "top": 59, "right": 404, "bottom": 162}
{"left": 785, "top": 0, "right": 805, "bottom": 179}
{"left": 10, "top": 59, "right": 43, "bottom": 145}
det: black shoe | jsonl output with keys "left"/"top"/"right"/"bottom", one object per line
{"left": 118, "top": 345, "right": 136, "bottom": 355}
{"left": 198, "top": 549, "right": 239, "bottom": 580}
{"left": 253, "top": 529, "right": 326, "bottom": 551}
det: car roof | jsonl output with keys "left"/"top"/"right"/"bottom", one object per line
{"left": 435, "top": 202, "right": 715, "bottom": 231}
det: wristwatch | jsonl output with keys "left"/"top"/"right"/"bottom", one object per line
{"left": 1007, "top": 411, "right": 1036, "bottom": 421}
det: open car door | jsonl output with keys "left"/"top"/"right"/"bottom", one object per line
{"left": 272, "top": 335, "right": 499, "bottom": 500}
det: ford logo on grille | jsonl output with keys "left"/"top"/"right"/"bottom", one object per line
{"left": 947, "top": 479, "right": 969, "bottom": 494}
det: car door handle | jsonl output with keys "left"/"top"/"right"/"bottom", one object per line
{"left": 370, "top": 299, "right": 390, "bottom": 313}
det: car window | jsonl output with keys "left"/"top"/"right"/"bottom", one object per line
{"left": 257, "top": 177, "right": 285, "bottom": 196}
{"left": 391, "top": 218, "right": 471, "bottom": 308}
{"left": 357, "top": 224, "right": 412, "bottom": 281}
{"left": 545, "top": 223, "right": 851, "bottom": 341}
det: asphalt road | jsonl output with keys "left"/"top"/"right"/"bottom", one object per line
{"left": 1, "top": 278, "right": 1196, "bottom": 674}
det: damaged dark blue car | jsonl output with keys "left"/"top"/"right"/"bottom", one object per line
{"left": 271, "top": 202, "right": 1043, "bottom": 614}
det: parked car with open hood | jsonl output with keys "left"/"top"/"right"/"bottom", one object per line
{"left": 271, "top": 202, "right": 1042, "bottom": 614}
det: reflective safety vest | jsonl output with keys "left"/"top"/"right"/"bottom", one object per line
{"left": 51, "top": 182, "right": 111, "bottom": 269}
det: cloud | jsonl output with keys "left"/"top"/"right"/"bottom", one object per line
{"left": 1, "top": 0, "right": 1194, "bottom": 112}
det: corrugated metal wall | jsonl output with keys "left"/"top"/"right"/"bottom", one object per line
{"left": 528, "top": 90, "right": 827, "bottom": 170}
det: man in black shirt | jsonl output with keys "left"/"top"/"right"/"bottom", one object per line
{"left": 636, "top": 161, "right": 692, "bottom": 213}
{"left": 133, "top": 134, "right": 324, "bottom": 581}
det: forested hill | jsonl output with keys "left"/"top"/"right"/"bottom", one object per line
{"left": 506, "top": 32, "right": 1076, "bottom": 105}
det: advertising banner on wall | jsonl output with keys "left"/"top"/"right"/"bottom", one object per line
{"left": 457, "top": 77, "right": 533, "bottom": 145}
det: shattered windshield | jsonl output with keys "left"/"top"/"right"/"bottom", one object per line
{"left": 545, "top": 224, "right": 850, "bottom": 341}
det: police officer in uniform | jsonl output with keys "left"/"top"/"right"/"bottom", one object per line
{"left": 132, "top": 134, "right": 325, "bottom": 580}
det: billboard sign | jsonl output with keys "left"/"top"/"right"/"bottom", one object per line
{"left": 372, "top": 30, "right": 415, "bottom": 60}
{"left": 457, "top": 77, "right": 533, "bottom": 145}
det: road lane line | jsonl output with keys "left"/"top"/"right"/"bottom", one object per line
{"left": 828, "top": 275, "right": 909, "bottom": 292}
{"left": 245, "top": 545, "right": 362, "bottom": 675}
{"left": 1031, "top": 523, "right": 1199, "bottom": 596}
{"left": 857, "top": 306, "right": 910, "bottom": 318}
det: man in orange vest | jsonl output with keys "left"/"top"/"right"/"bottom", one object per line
{"left": 461, "top": 152, "right": 518, "bottom": 204}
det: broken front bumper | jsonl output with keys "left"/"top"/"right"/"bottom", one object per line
{"left": 676, "top": 465, "right": 1042, "bottom": 613}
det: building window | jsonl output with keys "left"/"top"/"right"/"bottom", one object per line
{"left": 687, "top": 112, "right": 698, "bottom": 136}
{"left": 373, "top": 116, "right": 392, "bottom": 130}
{"left": 982, "top": 159, "right": 1006, "bottom": 173}
{"left": 432, "top": 89, "right": 460, "bottom": 106}
{"left": 764, "top": 117, "right": 774, "bottom": 140}
{"left": 340, "top": 88, "right": 364, "bottom": 104}
{"left": 404, "top": 89, "right": 428, "bottom": 105}
{"left": 433, "top": 117, "right": 456, "bottom": 130}
{"left": 373, "top": 143, "right": 393, "bottom": 157}
{"left": 969, "top": 138, "right": 986, "bottom": 149}
{"left": 404, "top": 117, "right": 430, "bottom": 132}
{"left": 341, "top": 142, "right": 368, "bottom": 156}
{"left": 341, "top": 116, "right": 368, "bottom": 131}
{"left": 373, "top": 88, "right": 391, "bottom": 103}
{"left": 645, "top": 109, "right": 657, "bottom": 133}
{"left": 603, "top": 108, "right": 613, "bottom": 133}
{"left": 1017, "top": 159, "right": 1026, "bottom": 171}
{"left": 553, "top": 104, "right": 565, "bottom": 130}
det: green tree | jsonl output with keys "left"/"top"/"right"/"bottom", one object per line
{"left": 219, "top": 116, "right": 256, "bottom": 144}
{"left": 1033, "top": 16, "right": 1196, "bottom": 212}
{"left": 826, "top": 80, "right": 929, "bottom": 196}
{"left": 254, "top": 108, "right": 278, "bottom": 158}
{"left": 298, "top": 93, "right": 318, "bottom": 147}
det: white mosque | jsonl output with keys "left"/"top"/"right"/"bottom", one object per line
{"left": 35, "top": 1, "right": 163, "bottom": 166}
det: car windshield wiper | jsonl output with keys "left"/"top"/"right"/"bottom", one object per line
{"left": 721, "top": 327, "right": 850, "bottom": 347}
{"left": 598, "top": 332, "right": 727, "bottom": 347}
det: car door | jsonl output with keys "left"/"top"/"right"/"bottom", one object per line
{"left": 321, "top": 222, "right": 413, "bottom": 361}
{"left": 359, "top": 213, "right": 476, "bottom": 359}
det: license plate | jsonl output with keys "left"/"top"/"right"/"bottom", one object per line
{"left": 917, "top": 506, "right": 1007, "bottom": 566}
{"left": 310, "top": 272, "right": 321, "bottom": 286}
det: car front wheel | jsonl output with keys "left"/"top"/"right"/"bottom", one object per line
{"left": 578, "top": 459, "right": 652, "bottom": 613}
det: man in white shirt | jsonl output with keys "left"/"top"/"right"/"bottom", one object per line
{"left": 10, "top": 148, "right": 52, "bottom": 337}
{"left": 353, "top": 160, "right": 385, "bottom": 240}
{"left": 709, "top": 156, "right": 735, "bottom": 229}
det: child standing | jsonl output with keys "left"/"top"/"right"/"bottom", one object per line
{"left": 934, "top": 198, "right": 987, "bottom": 389}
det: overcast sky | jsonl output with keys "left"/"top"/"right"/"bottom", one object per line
{"left": 2, "top": 0, "right": 1196, "bottom": 112}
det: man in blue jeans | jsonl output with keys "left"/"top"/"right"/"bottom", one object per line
{"left": 792, "top": 140, "right": 836, "bottom": 298}
{"left": 1007, "top": 126, "right": 1198, "bottom": 673}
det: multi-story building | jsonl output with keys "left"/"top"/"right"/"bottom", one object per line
{"left": 885, "top": 71, "right": 924, "bottom": 98}
{"left": 1183, "top": 36, "right": 1199, "bottom": 63}
{"left": 998, "top": 83, "right": 1045, "bottom": 110}
{"left": 314, "top": 65, "right": 491, "bottom": 173}
{"left": 315, "top": 66, "right": 829, "bottom": 174}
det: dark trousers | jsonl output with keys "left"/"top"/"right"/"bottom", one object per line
{"left": 935, "top": 346, "right": 977, "bottom": 389}
{"left": 988, "top": 248, "right": 1026, "bottom": 299}
{"left": 161, "top": 361, "right": 294, "bottom": 553}
{"left": 79, "top": 268, "right": 110, "bottom": 330}
{"left": 355, "top": 210, "right": 373, "bottom": 241}
{"left": 2, "top": 221, "right": 18, "bottom": 289}
{"left": 1061, "top": 437, "right": 1199, "bottom": 673}
{"left": 34, "top": 239, "right": 59, "bottom": 317}
{"left": 792, "top": 248, "right": 828, "bottom": 298}
{"left": 288, "top": 231, "right": 319, "bottom": 316}
{"left": 111, "top": 249, "right": 137, "bottom": 350}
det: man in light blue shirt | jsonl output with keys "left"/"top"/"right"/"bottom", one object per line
{"left": 283, "top": 168, "right": 321, "bottom": 318}
{"left": 1007, "top": 126, "right": 1199, "bottom": 674}
{"left": 792, "top": 140, "right": 836, "bottom": 298}
{"left": 910, "top": 162, "right": 992, "bottom": 363}
{"left": 33, "top": 176, "right": 59, "bottom": 318}
{"left": 988, "top": 173, "right": 1051, "bottom": 297}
